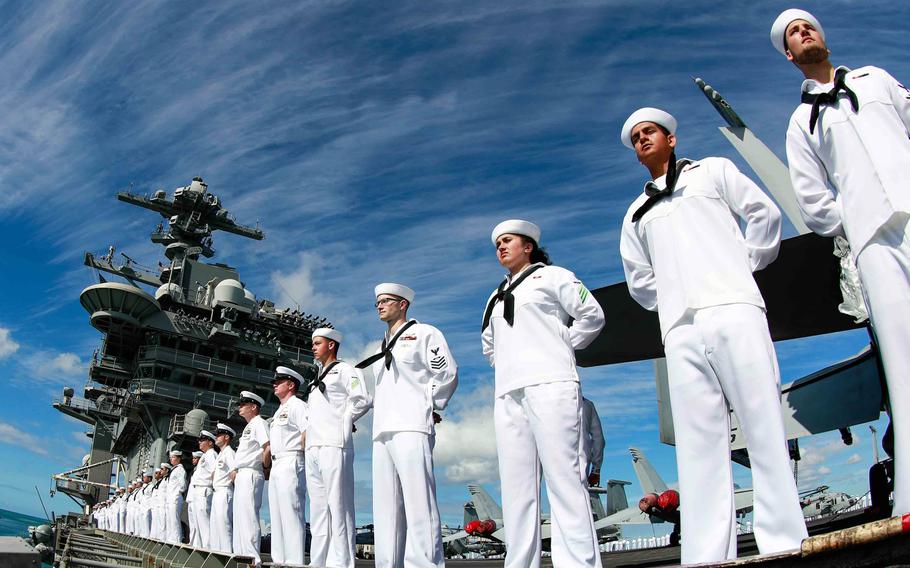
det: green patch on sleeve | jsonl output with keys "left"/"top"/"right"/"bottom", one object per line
{"left": 579, "top": 284, "right": 589, "bottom": 303}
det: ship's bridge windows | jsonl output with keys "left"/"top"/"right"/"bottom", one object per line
{"left": 160, "top": 335, "right": 178, "bottom": 349}
{"left": 218, "top": 348, "right": 236, "bottom": 362}
{"left": 255, "top": 356, "right": 272, "bottom": 371}
{"left": 191, "top": 373, "right": 211, "bottom": 389}
{"left": 172, "top": 369, "right": 192, "bottom": 385}
{"left": 152, "top": 366, "right": 172, "bottom": 380}
{"left": 178, "top": 339, "right": 196, "bottom": 353}
{"left": 211, "top": 380, "right": 230, "bottom": 394}
{"left": 197, "top": 344, "right": 216, "bottom": 358}
{"left": 237, "top": 352, "right": 253, "bottom": 367}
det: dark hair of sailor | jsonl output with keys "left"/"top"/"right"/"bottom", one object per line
{"left": 518, "top": 236, "right": 552, "bottom": 266}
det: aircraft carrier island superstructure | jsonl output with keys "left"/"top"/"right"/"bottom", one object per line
{"left": 51, "top": 177, "right": 327, "bottom": 511}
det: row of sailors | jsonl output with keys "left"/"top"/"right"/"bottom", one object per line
{"left": 95, "top": 11, "right": 910, "bottom": 565}
{"left": 91, "top": 451, "right": 187, "bottom": 543}
{"left": 93, "top": 320, "right": 375, "bottom": 567}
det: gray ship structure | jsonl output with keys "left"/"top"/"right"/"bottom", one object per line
{"left": 45, "top": 177, "right": 328, "bottom": 559}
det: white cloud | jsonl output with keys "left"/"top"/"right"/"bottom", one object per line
{"left": 0, "top": 328, "right": 19, "bottom": 359}
{"left": 0, "top": 421, "right": 49, "bottom": 456}
{"left": 434, "top": 385, "right": 499, "bottom": 484}
{"left": 845, "top": 453, "right": 861, "bottom": 465}
{"left": 17, "top": 351, "right": 85, "bottom": 386}
{"left": 818, "top": 466, "right": 831, "bottom": 475}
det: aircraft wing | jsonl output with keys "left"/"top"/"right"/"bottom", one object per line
{"left": 734, "top": 487, "right": 754, "bottom": 515}
{"left": 592, "top": 505, "right": 654, "bottom": 529}
{"left": 442, "top": 530, "right": 470, "bottom": 544}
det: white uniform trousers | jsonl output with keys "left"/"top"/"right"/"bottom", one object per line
{"left": 166, "top": 496, "right": 184, "bottom": 544}
{"left": 306, "top": 446, "right": 356, "bottom": 568}
{"left": 153, "top": 506, "right": 165, "bottom": 540}
{"left": 187, "top": 498, "right": 197, "bottom": 546}
{"left": 495, "top": 381, "right": 602, "bottom": 568}
{"left": 372, "top": 431, "right": 444, "bottom": 568}
{"left": 232, "top": 468, "right": 264, "bottom": 565}
{"left": 140, "top": 508, "right": 151, "bottom": 538}
{"left": 664, "top": 303, "right": 807, "bottom": 565}
{"left": 856, "top": 215, "right": 910, "bottom": 515}
{"left": 190, "top": 487, "right": 213, "bottom": 548}
{"left": 210, "top": 487, "right": 234, "bottom": 554}
{"left": 267, "top": 453, "right": 307, "bottom": 565}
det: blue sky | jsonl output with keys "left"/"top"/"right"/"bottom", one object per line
{"left": 0, "top": 0, "right": 905, "bottom": 532}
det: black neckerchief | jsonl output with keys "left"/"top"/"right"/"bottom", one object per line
{"left": 481, "top": 263, "right": 545, "bottom": 331}
{"left": 304, "top": 361, "right": 339, "bottom": 402}
{"left": 631, "top": 155, "right": 694, "bottom": 223}
{"left": 801, "top": 67, "right": 858, "bottom": 134}
{"left": 356, "top": 320, "right": 418, "bottom": 370}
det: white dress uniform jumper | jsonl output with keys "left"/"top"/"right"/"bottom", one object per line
{"left": 210, "top": 445, "right": 236, "bottom": 553}
{"left": 305, "top": 359, "right": 372, "bottom": 568}
{"left": 191, "top": 448, "right": 216, "bottom": 548}
{"left": 166, "top": 463, "right": 188, "bottom": 543}
{"left": 482, "top": 263, "right": 605, "bottom": 568}
{"left": 268, "top": 395, "right": 309, "bottom": 565}
{"left": 620, "top": 156, "right": 808, "bottom": 564}
{"left": 233, "top": 415, "right": 269, "bottom": 564}
{"left": 363, "top": 319, "right": 458, "bottom": 568}
{"left": 785, "top": 64, "right": 910, "bottom": 515}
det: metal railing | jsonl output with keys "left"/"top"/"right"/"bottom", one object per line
{"left": 54, "top": 396, "right": 122, "bottom": 418}
{"left": 129, "top": 379, "right": 236, "bottom": 411}
{"left": 138, "top": 345, "right": 274, "bottom": 385}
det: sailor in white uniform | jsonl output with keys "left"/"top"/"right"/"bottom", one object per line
{"left": 268, "top": 366, "right": 309, "bottom": 565}
{"left": 127, "top": 481, "right": 140, "bottom": 534}
{"left": 618, "top": 107, "right": 807, "bottom": 563}
{"left": 152, "top": 464, "right": 170, "bottom": 540}
{"left": 166, "top": 450, "right": 188, "bottom": 544}
{"left": 187, "top": 452, "right": 202, "bottom": 545}
{"left": 357, "top": 283, "right": 458, "bottom": 568}
{"left": 306, "top": 328, "right": 372, "bottom": 568}
{"left": 482, "top": 220, "right": 605, "bottom": 568}
{"left": 772, "top": 8, "right": 910, "bottom": 516}
{"left": 140, "top": 469, "right": 154, "bottom": 538}
{"left": 210, "top": 423, "right": 237, "bottom": 554}
{"left": 115, "top": 488, "right": 126, "bottom": 533}
{"left": 193, "top": 431, "right": 217, "bottom": 548}
{"left": 231, "top": 391, "right": 270, "bottom": 565}
{"left": 582, "top": 398, "right": 605, "bottom": 488}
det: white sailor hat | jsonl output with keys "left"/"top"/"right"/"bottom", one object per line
{"left": 621, "top": 107, "right": 677, "bottom": 149}
{"left": 215, "top": 422, "right": 236, "bottom": 437}
{"left": 160, "top": 462, "right": 172, "bottom": 470}
{"left": 143, "top": 469, "right": 154, "bottom": 477}
{"left": 491, "top": 219, "right": 541, "bottom": 245}
{"left": 238, "top": 390, "right": 265, "bottom": 407}
{"left": 312, "top": 327, "right": 343, "bottom": 344}
{"left": 199, "top": 429, "right": 216, "bottom": 442}
{"left": 169, "top": 450, "right": 183, "bottom": 458}
{"left": 273, "top": 365, "right": 304, "bottom": 385}
{"left": 771, "top": 9, "right": 824, "bottom": 56}
{"left": 192, "top": 451, "right": 203, "bottom": 458}
{"left": 374, "top": 283, "right": 415, "bottom": 303}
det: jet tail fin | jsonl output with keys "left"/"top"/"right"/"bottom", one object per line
{"left": 630, "top": 447, "right": 668, "bottom": 495}
{"left": 605, "top": 479, "right": 631, "bottom": 516}
{"left": 468, "top": 485, "right": 503, "bottom": 521}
